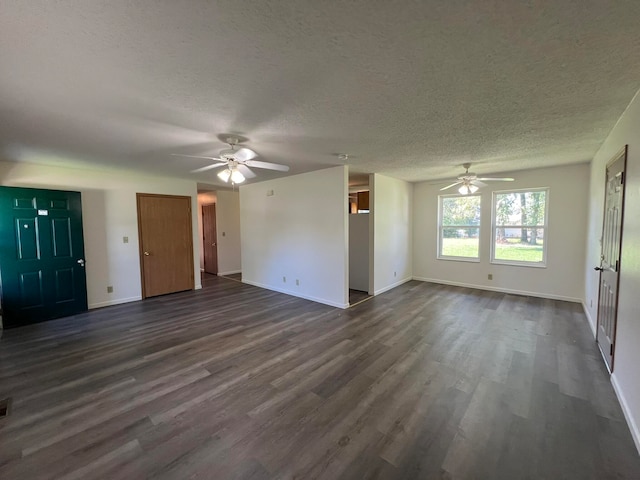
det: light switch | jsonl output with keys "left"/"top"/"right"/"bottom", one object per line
{"left": 123, "top": 236, "right": 129, "bottom": 243}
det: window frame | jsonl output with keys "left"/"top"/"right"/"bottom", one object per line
{"left": 437, "top": 193, "right": 482, "bottom": 263}
{"left": 490, "top": 187, "right": 549, "bottom": 268}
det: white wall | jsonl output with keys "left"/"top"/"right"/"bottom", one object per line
{"left": 0, "top": 160, "right": 201, "bottom": 309}
{"left": 371, "top": 174, "right": 413, "bottom": 295}
{"left": 240, "top": 166, "right": 348, "bottom": 308}
{"left": 413, "top": 163, "right": 589, "bottom": 302}
{"left": 215, "top": 190, "right": 241, "bottom": 275}
{"left": 584, "top": 90, "right": 640, "bottom": 453}
{"left": 197, "top": 192, "right": 216, "bottom": 271}
{"left": 349, "top": 214, "right": 369, "bottom": 292}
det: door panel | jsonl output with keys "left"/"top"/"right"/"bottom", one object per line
{"left": 137, "top": 194, "right": 194, "bottom": 298}
{"left": 202, "top": 204, "right": 218, "bottom": 275}
{"left": 0, "top": 187, "right": 88, "bottom": 328}
{"left": 16, "top": 217, "right": 40, "bottom": 259}
{"left": 51, "top": 217, "right": 73, "bottom": 257}
{"left": 596, "top": 146, "right": 627, "bottom": 372}
{"left": 55, "top": 268, "right": 75, "bottom": 302}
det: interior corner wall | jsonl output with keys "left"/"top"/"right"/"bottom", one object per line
{"left": 584, "top": 89, "right": 640, "bottom": 453}
{"left": 413, "top": 163, "right": 589, "bottom": 302}
{"left": 371, "top": 174, "right": 413, "bottom": 295}
{"left": 0, "top": 160, "right": 201, "bottom": 309}
{"left": 215, "top": 190, "right": 241, "bottom": 275}
{"left": 197, "top": 192, "right": 217, "bottom": 271}
{"left": 240, "top": 166, "right": 348, "bottom": 309}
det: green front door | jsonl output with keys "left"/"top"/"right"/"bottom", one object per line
{"left": 0, "top": 187, "right": 88, "bottom": 328}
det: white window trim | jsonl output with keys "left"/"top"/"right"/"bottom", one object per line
{"left": 490, "top": 187, "right": 549, "bottom": 267}
{"left": 437, "top": 194, "right": 481, "bottom": 263}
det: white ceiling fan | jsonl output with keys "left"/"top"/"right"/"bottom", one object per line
{"left": 172, "top": 137, "right": 289, "bottom": 184}
{"left": 440, "top": 163, "right": 514, "bottom": 194}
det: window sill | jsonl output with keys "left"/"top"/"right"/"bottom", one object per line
{"left": 437, "top": 256, "right": 480, "bottom": 263}
{"left": 490, "top": 260, "right": 547, "bottom": 268}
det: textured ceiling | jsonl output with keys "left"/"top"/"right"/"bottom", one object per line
{"left": 1, "top": 1, "right": 640, "bottom": 187}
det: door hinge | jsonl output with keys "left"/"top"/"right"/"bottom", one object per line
{"left": 610, "top": 344, "right": 614, "bottom": 356}
{"left": 620, "top": 171, "right": 625, "bottom": 185}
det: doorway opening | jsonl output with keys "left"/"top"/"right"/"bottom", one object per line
{"left": 348, "top": 172, "right": 373, "bottom": 307}
{"left": 197, "top": 188, "right": 242, "bottom": 287}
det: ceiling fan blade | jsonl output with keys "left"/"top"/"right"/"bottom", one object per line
{"left": 232, "top": 147, "right": 257, "bottom": 162}
{"left": 471, "top": 180, "right": 488, "bottom": 188}
{"left": 440, "top": 181, "right": 462, "bottom": 191}
{"left": 246, "top": 160, "right": 290, "bottom": 172}
{"left": 190, "top": 162, "right": 228, "bottom": 173}
{"left": 476, "top": 177, "right": 514, "bottom": 182}
{"left": 220, "top": 147, "right": 257, "bottom": 161}
{"left": 171, "top": 153, "right": 223, "bottom": 161}
{"left": 236, "top": 164, "right": 257, "bottom": 179}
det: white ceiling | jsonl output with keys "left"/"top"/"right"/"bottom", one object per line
{"left": 1, "top": 1, "right": 640, "bottom": 187}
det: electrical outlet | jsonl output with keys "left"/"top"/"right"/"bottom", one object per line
{"left": 283, "top": 276, "right": 286, "bottom": 283}
{"left": 296, "top": 279, "right": 299, "bottom": 286}
{"left": 488, "top": 274, "right": 493, "bottom": 280}
{"left": 123, "top": 236, "right": 128, "bottom": 243}
{"left": 267, "top": 189, "right": 274, "bottom": 197}
{"left": 107, "top": 286, "right": 113, "bottom": 293}
{"left": 394, "top": 271, "right": 397, "bottom": 277}
{"left": 222, "top": 232, "right": 226, "bottom": 237}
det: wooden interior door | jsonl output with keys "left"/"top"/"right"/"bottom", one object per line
{"left": 595, "top": 146, "right": 627, "bottom": 372}
{"left": 202, "top": 204, "right": 218, "bottom": 275}
{"left": 137, "top": 194, "right": 194, "bottom": 298}
{"left": 0, "top": 186, "right": 88, "bottom": 327}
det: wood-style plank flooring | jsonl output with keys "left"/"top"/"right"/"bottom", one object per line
{"left": 0, "top": 276, "right": 639, "bottom": 479}
{"left": 348, "top": 289, "right": 372, "bottom": 306}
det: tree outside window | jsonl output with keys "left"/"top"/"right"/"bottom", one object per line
{"left": 492, "top": 189, "right": 548, "bottom": 265}
{"left": 438, "top": 195, "right": 481, "bottom": 260}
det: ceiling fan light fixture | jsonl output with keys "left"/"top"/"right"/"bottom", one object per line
{"left": 230, "top": 169, "right": 245, "bottom": 184}
{"left": 217, "top": 168, "right": 231, "bottom": 183}
{"left": 458, "top": 183, "right": 478, "bottom": 195}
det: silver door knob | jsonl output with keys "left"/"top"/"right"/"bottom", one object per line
{"left": 144, "top": 251, "right": 150, "bottom": 256}
{"left": 77, "top": 259, "right": 85, "bottom": 266}
{"left": 212, "top": 243, "right": 216, "bottom": 246}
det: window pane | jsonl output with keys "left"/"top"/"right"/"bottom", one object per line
{"left": 441, "top": 227, "right": 479, "bottom": 257}
{"left": 494, "top": 228, "right": 544, "bottom": 262}
{"left": 495, "top": 191, "right": 546, "bottom": 226}
{"left": 441, "top": 196, "right": 481, "bottom": 226}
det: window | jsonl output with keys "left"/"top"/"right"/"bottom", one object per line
{"left": 438, "top": 195, "right": 481, "bottom": 261}
{"left": 492, "top": 189, "right": 548, "bottom": 266}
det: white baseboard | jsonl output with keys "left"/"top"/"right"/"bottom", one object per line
{"left": 89, "top": 296, "right": 142, "bottom": 309}
{"left": 611, "top": 373, "right": 640, "bottom": 455}
{"left": 194, "top": 284, "right": 202, "bottom": 290}
{"left": 373, "top": 277, "right": 413, "bottom": 296}
{"left": 582, "top": 301, "right": 597, "bottom": 337}
{"left": 412, "top": 276, "right": 582, "bottom": 303}
{"left": 218, "top": 270, "right": 242, "bottom": 276}
{"left": 242, "top": 279, "right": 349, "bottom": 309}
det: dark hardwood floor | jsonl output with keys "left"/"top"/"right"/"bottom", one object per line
{"left": 0, "top": 277, "right": 638, "bottom": 479}
{"left": 349, "top": 289, "right": 372, "bottom": 306}
{"left": 219, "top": 272, "right": 242, "bottom": 282}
